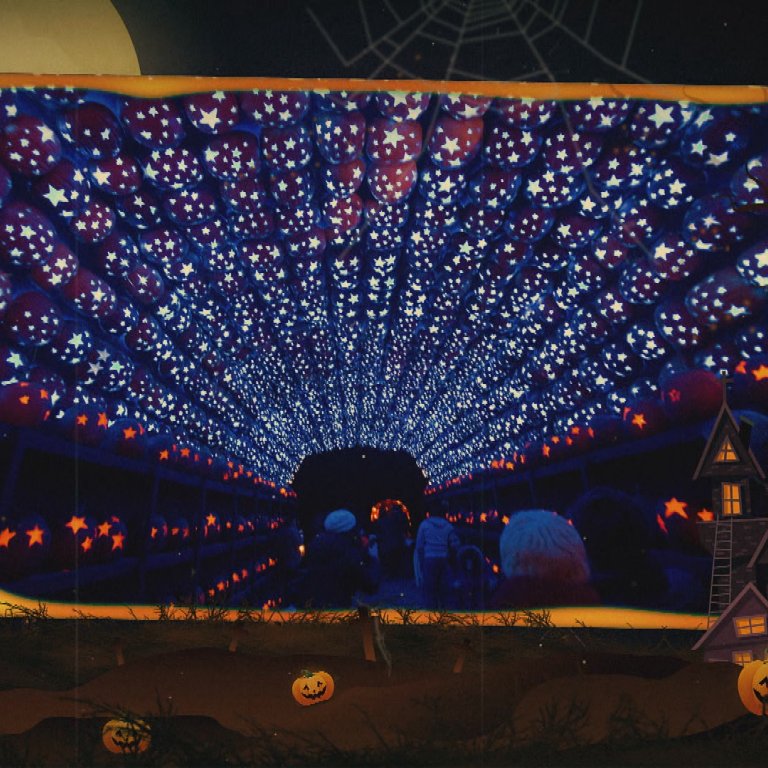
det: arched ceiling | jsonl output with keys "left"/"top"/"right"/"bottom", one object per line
{"left": 0, "top": 85, "right": 767, "bottom": 490}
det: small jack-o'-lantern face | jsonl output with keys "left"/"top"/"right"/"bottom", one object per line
{"left": 292, "top": 670, "right": 334, "bottom": 706}
{"left": 753, "top": 663, "right": 768, "bottom": 709}
{"left": 738, "top": 660, "right": 764, "bottom": 715}
{"left": 102, "top": 718, "right": 151, "bottom": 754}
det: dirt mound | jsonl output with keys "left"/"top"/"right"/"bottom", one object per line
{"left": 0, "top": 647, "right": 512, "bottom": 747}
{"left": 511, "top": 661, "right": 745, "bottom": 747}
{"left": 0, "top": 646, "right": 749, "bottom": 763}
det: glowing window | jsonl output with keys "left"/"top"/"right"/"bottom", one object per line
{"left": 715, "top": 437, "right": 738, "bottom": 463}
{"left": 722, "top": 483, "right": 742, "bottom": 516}
{"left": 733, "top": 650, "right": 754, "bottom": 665}
{"left": 734, "top": 615, "right": 766, "bottom": 637}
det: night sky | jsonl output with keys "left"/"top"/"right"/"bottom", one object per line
{"left": 111, "top": 0, "right": 768, "bottom": 84}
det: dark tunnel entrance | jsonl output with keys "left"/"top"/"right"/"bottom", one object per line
{"left": 291, "top": 447, "right": 427, "bottom": 538}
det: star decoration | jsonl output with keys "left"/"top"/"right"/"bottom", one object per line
{"left": 663, "top": 497, "right": 689, "bottom": 519}
{"left": 0, "top": 87, "right": 764, "bottom": 494}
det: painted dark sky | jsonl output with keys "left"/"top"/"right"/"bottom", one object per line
{"left": 111, "top": 0, "right": 768, "bottom": 84}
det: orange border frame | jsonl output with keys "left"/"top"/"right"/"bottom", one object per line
{"left": 0, "top": 588, "right": 706, "bottom": 628}
{"left": 0, "top": 74, "right": 766, "bottom": 103}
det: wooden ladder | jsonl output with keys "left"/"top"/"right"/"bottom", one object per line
{"left": 707, "top": 513, "right": 734, "bottom": 628}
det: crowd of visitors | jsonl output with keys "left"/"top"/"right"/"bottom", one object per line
{"left": 278, "top": 491, "right": 706, "bottom": 611}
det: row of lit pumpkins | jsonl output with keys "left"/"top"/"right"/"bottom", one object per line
{"left": 164, "top": 557, "right": 280, "bottom": 608}
{"left": 0, "top": 380, "right": 296, "bottom": 497}
{"left": 428, "top": 364, "right": 768, "bottom": 494}
{"left": 444, "top": 496, "right": 709, "bottom": 526}
{"left": 0, "top": 510, "right": 286, "bottom": 580}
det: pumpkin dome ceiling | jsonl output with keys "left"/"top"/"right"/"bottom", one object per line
{"left": 0, "top": 84, "right": 767, "bottom": 489}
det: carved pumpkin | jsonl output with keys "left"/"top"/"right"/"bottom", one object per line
{"left": 145, "top": 513, "right": 168, "bottom": 552}
{"left": 291, "top": 670, "right": 334, "bottom": 706}
{"left": 64, "top": 404, "right": 109, "bottom": 446}
{"left": 0, "top": 514, "right": 52, "bottom": 579}
{"left": 737, "top": 659, "right": 764, "bottom": 715}
{"left": 166, "top": 515, "right": 190, "bottom": 547}
{"left": 200, "top": 512, "right": 220, "bottom": 542}
{"left": 752, "top": 662, "right": 768, "bottom": 714}
{"left": 51, "top": 513, "right": 97, "bottom": 569}
{"left": 0, "top": 381, "right": 51, "bottom": 427}
{"left": 105, "top": 418, "right": 146, "bottom": 458}
{"left": 659, "top": 368, "right": 722, "bottom": 423}
{"left": 92, "top": 515, "right": 128, "bottom": 561}
{"left": 102, "top": 718, "right": 151, "bottom": 754}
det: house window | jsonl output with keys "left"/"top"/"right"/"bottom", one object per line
{"left": 733, "top": 650, "right": 754, "bottom": 665}
{"left": 722, "top": 482, "right": 743, "bottom": 516}
{"left": 715, "top": 437, "right": 738, "bottom": 463}
{"left": 734, "top": 615, "right": 767, "bottom": 636}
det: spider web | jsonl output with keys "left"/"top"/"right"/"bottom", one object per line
{"left": 307, "top": 0, "right": 650, "bottom": 83}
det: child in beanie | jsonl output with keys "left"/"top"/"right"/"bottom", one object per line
{"left": 301, "top": 509, "right": 379, "bottom": 607}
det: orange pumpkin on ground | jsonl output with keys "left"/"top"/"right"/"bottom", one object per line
{"left": 102, "top": 718, "right": 151, "bottom": 754}
{"left": 737, "top": 660, "right": 765, "bottom": 715}
{"left": 752, "top": 661, "right": 768, "bottom": 714}
{"left": 292, "top": 670, "right": 334, "bottom": 706}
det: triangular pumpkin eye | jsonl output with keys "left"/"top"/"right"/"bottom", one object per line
{"left": 715, "top": 437, "right": 738, "bottom": 462}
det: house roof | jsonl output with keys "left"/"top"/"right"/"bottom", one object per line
{"left": 748, "top": 528, "right": 768, "bottom": 570}
{"left": 693, "top": 401, "right": 766, "bottom": 481}
{"left": 692, "top": 581, "right": 768, "bottom": 650}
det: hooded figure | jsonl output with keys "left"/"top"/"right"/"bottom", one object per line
{"left": 302, "top": 509, "right": 379, "bottom": 608}
{"left": 271, "top": 518, "right": 304, "bottom": 602}
{"left": 415, "top": 506, "right": 460, "bottom": 609}
{"left": 566, "top": 487, "right": 667, "bottom": 607}
{"left": 490, "top": 509, "right": 599, "bottom": 609}
{"left": 373, "top": 502, "right": 411, "bottom": 578}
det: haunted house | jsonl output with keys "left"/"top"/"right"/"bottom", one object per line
{"left": 692, "top": 390, "right": 768, "bottom": 663}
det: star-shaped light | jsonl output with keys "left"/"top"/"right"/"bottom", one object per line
{"left": 0, "top": 528, "right": 16, "bottom": 548}
{"left": 26, "top": 525, "right": 45, "bottom": 547}
{"left": 648, "top": 104, "right": 675, "bottom": 128}
{"left": 663, "top": 498, "right": 688, "bottom": 519}
{"left": 65, "top": 516, "right": 88, "bottom": 535}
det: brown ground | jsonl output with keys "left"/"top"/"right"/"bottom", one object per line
{"left": 0, "top": 617, "right": 758, "bottom": 766}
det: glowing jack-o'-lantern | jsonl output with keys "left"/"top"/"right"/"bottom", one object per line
{"left": 622, "top": 398, "right": 666, "bottom": 436}
{"left": 0, "top": 514, "right": 51, "bottom": 578}
{"left": 291, "top": 670, "right": 334, "bottom": 706}
{"left": 200, "top": 512, "right": 220, "bottom": 542}
{"left": 92, "top": 515, "right": 128, "bottom": 560}
{"left": 51, "top": 513, "right": 97, "bottom": 569}
{"left": 659, "top": 368, "right": 722, "bottom": 423}
{"left": 752, "top": 662, "right": 768, "bottom": 713}
{"left": 145, "top": 513, "right": 168, "bottom": 552}
{"left": 735, "top": 659, "right": 768, "bottom": 716}
{"left": 0, "top": 381, "right": 51, "bottom": 427}
{"left": 102, "top": 718, "right": 151, "bottom": 754}
{"left": 166, "top": 515, "right": 190, "bottom": 547}
{"left": 61, "top": 404, "right": 109, "bottom": 446}
{"left": 370, "top": 498, "right": 411, "bottom": 526}
{"left": 105, "top": 418, "right": 146, "bottom": 458}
